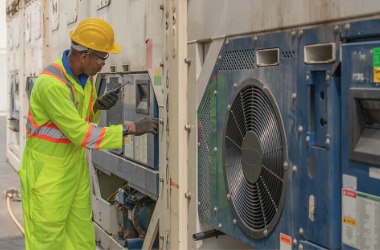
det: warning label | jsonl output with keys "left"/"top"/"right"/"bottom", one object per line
{"left": 342, "top": 188, "right": 380, "bottom": 249}
{"left": 280, "top": 233, "right": 291, "bottom": 250}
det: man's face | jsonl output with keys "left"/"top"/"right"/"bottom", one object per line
{"left": 82, "top": 50, "right": 109, "bottom": 76}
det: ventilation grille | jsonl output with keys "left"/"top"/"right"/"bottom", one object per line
{"left": 224, "top": 81, "right": 286, "bottom": 238}
{"left": 282, "top": 50, "right": 295, "bottom": 59}
{"left": 198, "top": 93, "right": 212, "bottom": 225}
{"left": 219, "top": 49, "right": 255, "bottom": 71}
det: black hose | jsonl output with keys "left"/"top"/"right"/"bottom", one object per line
{"left": 192, "top": 229, "right": 225, "bottom": 241}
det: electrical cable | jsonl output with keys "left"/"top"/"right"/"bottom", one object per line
{"left": 6, "top": 193, "right": 24, "bottom": 235}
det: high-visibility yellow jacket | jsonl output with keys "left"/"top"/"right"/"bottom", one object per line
{"left": 25, "top": 54, "right": 122, "bottom": 155}
{"left": 19, "top": 53, "right": 122, "bottom": 249}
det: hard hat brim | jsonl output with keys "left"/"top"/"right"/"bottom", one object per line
{"left": 69, "top": 30, "right": 121, "bottom": 54}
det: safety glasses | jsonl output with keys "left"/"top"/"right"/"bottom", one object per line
{"left": 88, "top": 51, "right": 109, "bottom": 64}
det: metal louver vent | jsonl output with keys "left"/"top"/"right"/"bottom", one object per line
{"left": 198, "top": 93, "right": 212, "bottom": 226}
{"left": 223, "top": 78, "right": 287, "bottom": 239}
{"left": 219, "top": 49, "right": 255, "bottom": 71}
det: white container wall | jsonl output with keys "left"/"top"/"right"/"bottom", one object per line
{"left": 0, "top": 0, "right": 7, "bottom": 116}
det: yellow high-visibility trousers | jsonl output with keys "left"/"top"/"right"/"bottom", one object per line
{"left": 19, "top": 148, "right": 95, "bottom": 250}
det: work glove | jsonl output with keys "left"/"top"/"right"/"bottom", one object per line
{"left": 94, "top": 89, "right": 120, "bottom": 111}
{"left": 134, "top": 118, "right": 159, "bottom": 136}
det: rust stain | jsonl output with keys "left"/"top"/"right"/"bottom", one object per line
{"left": 170, "top": 178, "right": 179, "bottom": 189}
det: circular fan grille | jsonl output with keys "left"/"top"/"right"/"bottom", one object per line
{"left": 223, "top": 78, "right": 287, "bottom": 239}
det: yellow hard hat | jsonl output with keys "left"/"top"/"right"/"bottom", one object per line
{"left": 69, "top": 18, "right": 120, "bottom": 54}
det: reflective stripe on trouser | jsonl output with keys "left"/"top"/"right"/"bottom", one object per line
{"left": 19, "top": 148, "right": 95, "bottom": 250}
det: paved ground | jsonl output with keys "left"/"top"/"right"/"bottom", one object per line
{"left": 0, "top": 116, "right": 25, "bottom": 249}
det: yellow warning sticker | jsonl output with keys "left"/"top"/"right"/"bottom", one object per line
{"left": 374, "top": 67, "right": 380, "bottom": 83}
{"left": 343, "top": 216, "right": 357, "bottom": 227}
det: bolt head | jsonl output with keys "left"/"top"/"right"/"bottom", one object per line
{"left": 306, "top": 136, "right": 310, "bottom": 142}
{"left": 227, "top": 193, "right": 231, "bottom": 200}
{"left": 283, "top": 161, "right": 288, "bottom": 170}
{"left": 298, "top": 126, "right": 303, "bottom": 134}
{"left": 299, "top": 228, "right": 304, "bottom": 235}
{"left": 292, "top": 165, "right": 297, "bottom": 173}
{"left": 325, "top": 138, "right": 330, "bottom": 145}
{"left": 293, "top": 239, "right": 298, "bottom": 245}
{"left": 233, "top": 219, "right": 237, "bottom": 224}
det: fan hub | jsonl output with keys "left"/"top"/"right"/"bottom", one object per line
{"left": 241, "top": 131, "right": 262, "bottom": 183}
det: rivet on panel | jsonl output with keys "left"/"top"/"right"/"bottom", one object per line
{"left": 184, "top": 57, "right": 191, "bottom": 65}
{"left": 325, "top": 138, "right": 330, "bottom": 145}
{"left": 299, "top": 228, "right": 304, "bottom": 235}
{"left": 214, "top": 147, "right": 218, "bottom": 153}
{"left": 306, "top": 136, "right": 310, "bottom": 142}
{"left": 197, "top": 142, "right": 201, "bottom": 147}
{"left": 283, "top": 161, "right": 288, "bottom": 170}
{"left": 185, "top": 192, "right": 191, "bottom": 200}
{"left": 233, "top": 219, "right": 237, "bottom": 224}
{"left": 160, "top": 233, "right": 165, "bottom": 239}
{"left": 293, "top": 239, "right": 298, "bottom": 246}
{"left": 233, "top": 83, "right": 238, "bottom": 88}
{"left": 298, "top": 244, "right": 304, "bottom": 250}
{"left": 291, "top": 31, "right": 296, "bottom": 37}
{"left": 227, "top": 193, "right": 231, "bottom": 200}
{"left": 225, "top": 39, "right": 229, "bottom": 45}
{"left": 344, "top": 23, "right": 350, "bottom": 31}
{"left": 253, "top": 36, "right": 258, "bottom": 41}
{"left": 292, "top": 165, "right": 297, "bottom": 173}
{"left": 325, "top": 75, "right": 330, "bottom": 81}
{"left": 333, "top": 25, "right": 340, "bottom": 33}
{"left": 306, "top": 74, "right": 310, "bottom": 81}
{"left": 218, "top": 223, "right": 222, "bottom": 229}
{"left": 214, "top": 206, "right": 218, "bottom": 213}
{"left": 213, "top": 90, "right": 217, "bottom": 96}
{"left": 185, "top": 124, "right": 191, "bottom": 132}
{"left": 263, "top": 229, "right": 268, "bottom": 237}
{"left": 298, "top": 126, "right": 303, "bottom": 134}
{"left": 292, "top": 93, "right": 297, "bottom": 102}
{"left": 298, "top": 29, "right": 303, "bottom": 38}
{"left": 218, "top": 55, "right": 222, "bottom": 60}
{"left": 227, "top": 105, "right": 231, "bottom": 111}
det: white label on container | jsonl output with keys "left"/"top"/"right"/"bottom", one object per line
{"left": 369, "top": 167, "right": 380, "bottom": 180}
{"left": 279, "top": 233, "right": 291, "bottom": 250}
{"left": 343, "top": 174, "right": 357, "bottom": 190}
{"left": 342, "top": 188, "right": 380, "bottom": 249}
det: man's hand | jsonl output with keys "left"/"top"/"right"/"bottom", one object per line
{"left": 124, "top": 118, "right": 159, "bottom": 136}
{"left": 94, "top": 89, "right": 120, "bottom": 111}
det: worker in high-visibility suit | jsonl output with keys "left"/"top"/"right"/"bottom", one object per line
{"left": 18, "top": 18, "right": 158, "bottom": 250}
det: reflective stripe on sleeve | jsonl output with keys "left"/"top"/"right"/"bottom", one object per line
{"left": 81, "top": 125, "right": 106, "bottom": 149}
